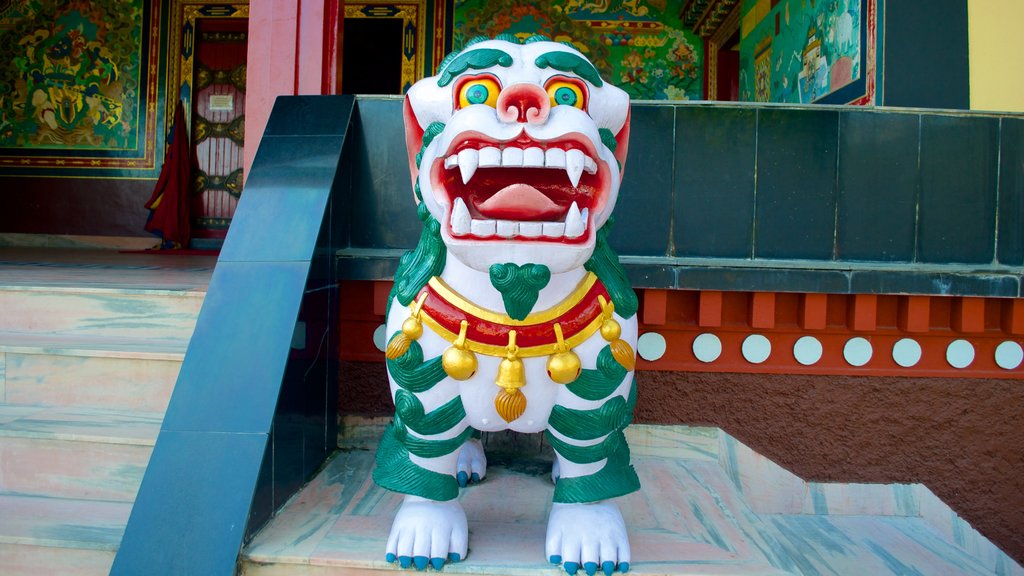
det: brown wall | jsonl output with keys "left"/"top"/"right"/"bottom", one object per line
{"left": 339, "top": 362, "right": 1024, "bottom": 565}
{"left": 0, "top": 177, "right": 155, "bottom": 236}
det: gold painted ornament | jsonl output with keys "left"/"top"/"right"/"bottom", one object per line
{"left": 546, "top": 323, "right": 581, "bottom": 384}
{"left": 599, "top": 295, "right": 636, "bottom": 371}
{"left": 494, "top": 331, "right": 527, "bottom": 422}
{"left": 442, "top": 320, "right": 478, "bottom": 380}
{"left": 385, "top": 293, "right": 427, "bottom": 360}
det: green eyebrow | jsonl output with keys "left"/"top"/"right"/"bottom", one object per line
{"left": 534, "top": 51, "right": 603, "bottom": 87}
{"left": 437, "top": 48, "right": 513, "bottom": 87}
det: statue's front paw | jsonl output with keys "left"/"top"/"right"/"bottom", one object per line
{"left": 546, "top": 501, "right": 630, "bottom": 575}
{"left": 456, "top": 437, "right": 487, "bottom": 487}
{"left": 385, "top": 496, "right": 468, "bottom": 570}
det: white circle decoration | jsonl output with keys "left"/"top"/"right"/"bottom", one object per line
{"left": 892, "top": 338, "right": 922, "bottom": 368}
{"left": 843, "top": 337, "right": 873, "bottom": 367}
{"left": 373, "top": 323, "right": 388, "bottom": 352}
{"left": 691, "top": 333, "right": 722, "bottom": 363}
{"left": 793, "top": 336, "right": 823, "bottom": 366}
{"left": 638, "top": 332, "right": 668, "bottom": 362}
{"left": 946, "top": 339, "right": 975, "bottom": 369}
{"left": 995, "top": 341, "right": 1024, "bottom": 370}
{"left": 742, "top": 334, "right": 771, "bottom": 364}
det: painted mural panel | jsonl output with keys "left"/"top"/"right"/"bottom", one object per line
{"left": 0, "top": 0, "right": 161, "bottom": 175}
{"left": 453, "top": 1, "right": 704, "bottom": 101}
{"left": 739, "top": 0, "right": 861, "bottom": 103}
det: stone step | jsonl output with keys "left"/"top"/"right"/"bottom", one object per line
{"left": 0, "top": 248, "right": 211, "bottom": 342}
{"left": 0, "top": 285, "right": 203, "bottom": 341}
{"left": 0, "top": 405, "right": 159, "bottom": 502}
{"left": 0, "top": 492, "right": 129, "bottom": 576}
{"left": 240, "top": 424, "right": 1021, "bottom": 576}
{"left": 0, "top": 331, "right": 184, "bottom": 412}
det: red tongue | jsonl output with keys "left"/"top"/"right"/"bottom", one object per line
{"left": 475, "top": 184, "right": 564, "bottom": 220}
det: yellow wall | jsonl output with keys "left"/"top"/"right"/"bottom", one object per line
{"left": 968, "top": 0, "right": 1024, "bottom": 112}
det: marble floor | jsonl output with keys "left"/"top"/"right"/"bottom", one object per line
{"left": 242, "top": 423, "right": 1023, "bottom": 576}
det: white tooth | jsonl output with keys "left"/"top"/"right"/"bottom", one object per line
{"left": 458, "top": 148, "right": 479, "bottom": 184}
{"left": 566, "top": 149, "right": 585, "bottom": 188}
{"left": 584, "top": 155, "right": 598, "bottom": 174}
{"left": 564, "top": 202, "right": 584, "bottom": 238}
{"left": 545, "top": 148, "right": 566, "bottom": 168}
{"left": 523, "top": 147, "right": 545, "bottom": 167}
{"left": 502, "top": 147, "right": 523, "bottom": 167}
{"left": 450, "top": 197, "right": 471, "bottom": 236}
{"left": 581, "top": 207, "right": 590, "bottom": 232}
{"left": 445, "top": 155, "right": 458, "bottom": 169}
{"left": 518, "top": 222, "right": 542, "bottom": 237}
{"left": 479, "top": 146, "right": 501, "bottom": 167}
{"left": 496, "top": 220, "right": 519, "bottom": 238}
{"left": 542, "top": 222, "right": 565, "bottom": 237}
{"left": 471, "top": 219, "right": 496, "bottom": 237}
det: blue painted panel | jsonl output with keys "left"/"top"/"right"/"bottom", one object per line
{"left": 162, "top": 260, "right": 309, "bottom": 434}
{"left": 110, "top": 430, "right": 266, "bottom": 576}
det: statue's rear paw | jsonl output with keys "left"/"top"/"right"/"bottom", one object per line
{"left": 385, "top": 496, "right": 468, "bottom": 570}
{"left": 546, "top": 501, "right": 630, "bottom": 575}
{"left": 456, "top": 437, "right": 487, "bottom": 487}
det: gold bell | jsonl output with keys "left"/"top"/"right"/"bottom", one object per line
{"left": 546, "top": 323, "right": 581, "bottom": 384}
{"left": 494, "top": 330, "right": 527, "bottom": 422}
{"left": 442, "top": 320, "right": 477, "bottom": 380}
{"left": 386, "top": 293, "right": 428, "bottom": 360}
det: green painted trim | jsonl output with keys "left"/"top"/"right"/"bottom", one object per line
{"left": 386, "top": 335, "right": 448, "bottom": 393}
{"left": 599, "top": 128, "right": 618, "bottom": 155}
{"left": 566, "top": 345, "right": 627, "bottom": 401}
{"left": 373, "top": 424, "right": 459, "bottom": 501}
{"left": 552, "top": 440, "right": 640, "bottom": 503}
{"left": 488, "top": 262, "right": 551, "bottom": 320}
{"left": 394, "top": 389, "right": 466, "bottom": 436}
{"left": 438, "top": 48, "right": 513, "bottom": 87}
{"left": 394, "top": 424, "right": 474, "bottom": 459}
{"left": 548, "top": 378, "right": 636, "bottom": 441}
{"left": 546, "top": 429, "right": 626, "bottom": 464}
{"left": 415, "top": 121, "right": 446, "bottom": 170}
{"left": 535, "top": 51, "right": 604, "bottom": 87}
{"left": 585, "top": 220, "right": 638, "bottom": 319}
{"left": 387, "top": 206, "right": 447, "bottom": 316}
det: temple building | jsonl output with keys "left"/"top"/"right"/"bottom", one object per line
{"left": 0, "top": 1, "right": 1022, "bottom": 574}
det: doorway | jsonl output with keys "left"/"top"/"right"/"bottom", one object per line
{"left": 189, "top": 18, "right": 248, "bottom": 241}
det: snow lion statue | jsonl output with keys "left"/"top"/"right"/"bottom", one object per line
{"left": 375, "top": 34, "right": 638, "bottom": 575}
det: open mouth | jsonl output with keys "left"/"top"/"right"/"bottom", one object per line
{"left": 431, "top": 135, "right": 608, "bottom": 243}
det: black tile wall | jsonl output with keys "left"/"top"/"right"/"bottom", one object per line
{"left": 349, "top": 99, "right": 423, "bottom": 250}
{"left": 917, "top": 114, "right": 999, "bottom": 264}
{"left": 754, "top": 108, "right": 839, "bottom": 260}
{"left": 338, "top": 98, "right": 1022, "bottom": 297}
{"left": 998, "top": 117, "right": 1024, "bottom": 265}
{"left": 674, "top": 106, "right": 757, "bottom": 258}
{"left": 837, "top": 111, "right": 919, "bottom": 261}
{"left": 607, "top": 105, "right": 674, "bottom": 256}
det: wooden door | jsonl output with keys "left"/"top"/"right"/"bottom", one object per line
{"left": 190, "top": 18, "right": 247, "bottom": 239}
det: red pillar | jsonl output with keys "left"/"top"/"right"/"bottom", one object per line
{"left": 244, "top": 0, "right": 342, "bottom": 180}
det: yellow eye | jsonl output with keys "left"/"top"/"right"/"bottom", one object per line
{"left": 546, "top": 80, "right": 585, "bottom": 109}
{"left": 457, "top": 77, "right": 500, "bottom": 109}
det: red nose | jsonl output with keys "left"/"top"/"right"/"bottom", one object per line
{"left": 496, "top": 83, "right": 550, "bottom": 124}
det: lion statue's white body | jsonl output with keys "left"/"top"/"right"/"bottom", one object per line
{"left": 374, "top": 36, "right": 639, "bottom": 575}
